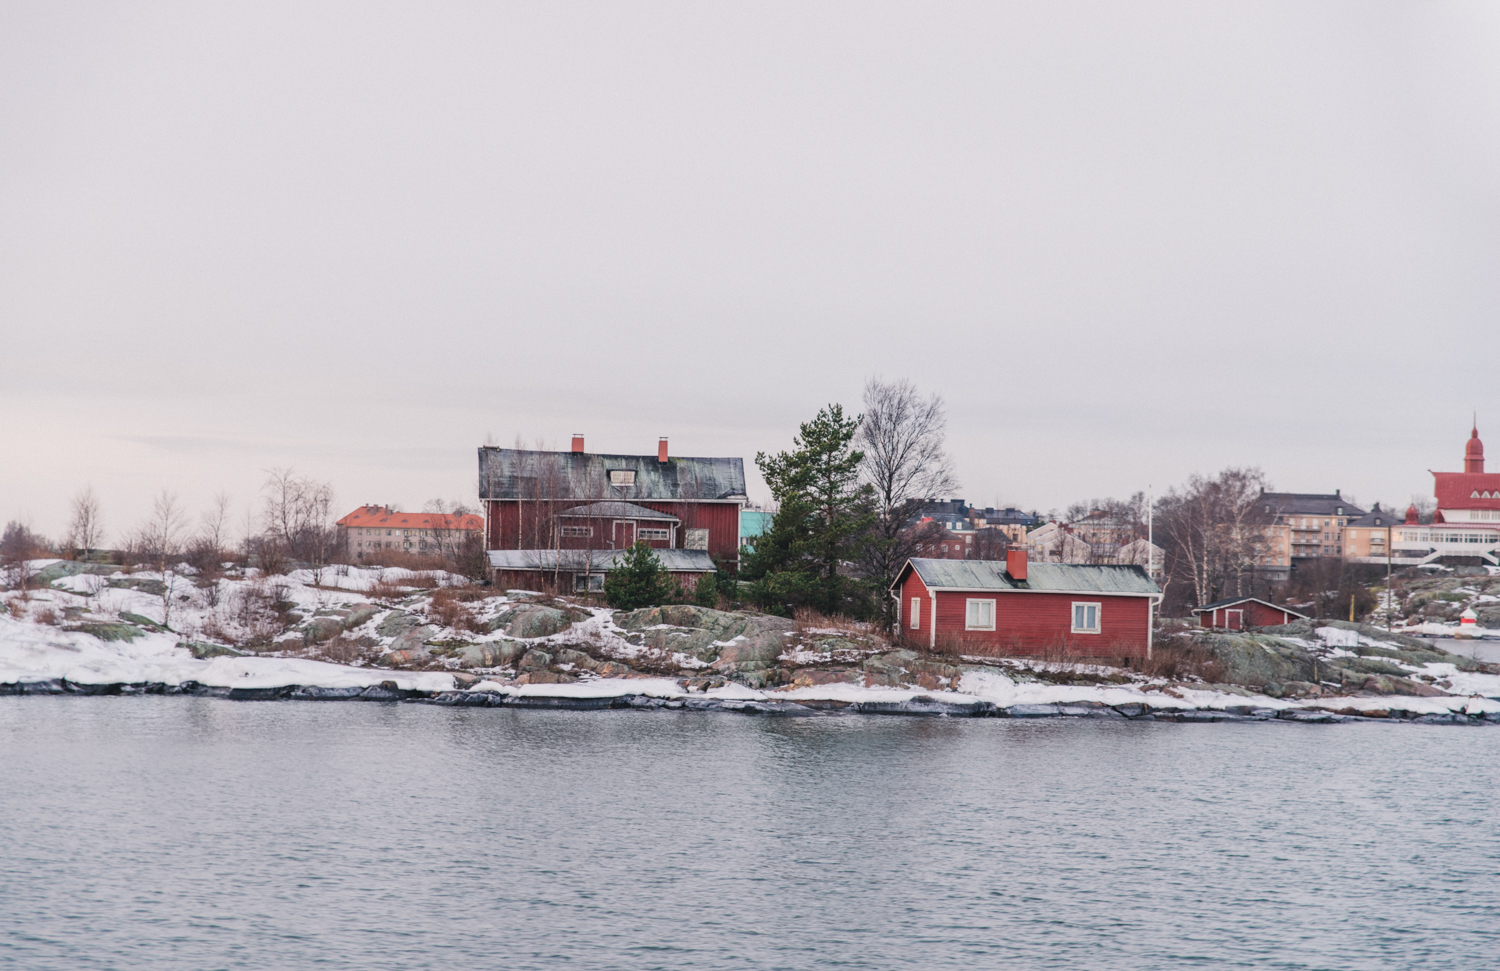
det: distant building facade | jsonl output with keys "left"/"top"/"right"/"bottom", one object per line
{"left": 1255, "top": 490, "right": 1366, "bottom": 580}
{"left": 336, "top": 506, "right": 483, "bottom": 560}
{"left": 1393, "top": 423, "right": 1500, "bottom": 566}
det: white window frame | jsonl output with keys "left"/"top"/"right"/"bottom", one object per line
{"left": 684, "top": 528, "right": 709, "bottom": 550}
{"left": 573, "top": 573, "right": 605, "bottom": 592}
{"left": 965, "top": 598, "right": 995, "bottom": 631}
{"left": 909, "top": 597, "right": 921, "bottom": 630}
{"left": 560, "top": 526, "right": 593, "bottom": 538}
{"left": 1072, "top": 601, "right": 1101, "bottom": 634}
{"left": 609, "top": 470, "right": 636, "bottom": 486}
{"left": 637, "top": 528, "right": 670, "bottom": 541}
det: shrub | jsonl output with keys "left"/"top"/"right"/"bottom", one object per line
{"left": 604, "top": 542, "right": 672, "bottom": 610}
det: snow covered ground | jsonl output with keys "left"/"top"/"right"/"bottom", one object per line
{"left": 5, "top": 559, "right": 1500, "bottom": 718}
{"left": 0, "top": 616, "right": 454, "bottom": 692}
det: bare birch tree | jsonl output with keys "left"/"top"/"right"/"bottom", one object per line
{"left": 139, "top": 489, "right": 188, "bottom": 628}
{"left": 1155, "top": 468, "right": 1273, "bottom": 609}
{"left": 855, "top": 377, "right": 959, "bottom": 630}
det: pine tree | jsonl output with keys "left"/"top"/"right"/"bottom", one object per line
{"left": 743, "top": 404, "right": 875, "bottom": 615}
{"left": 694, "top": 569, "right": 720, "bottom": 607}
{"left": 604, "top": 542, "right": 673, "bottom": 610}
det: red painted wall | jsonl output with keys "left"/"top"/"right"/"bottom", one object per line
{"left": 898, "top": 573, "right": 1151, "bottom": 657}
{"left": 1202, "top": 602, "right": 1298, "bottom": 629}
{"left": 899, "top": 570, "right": 933, "bottom": 644}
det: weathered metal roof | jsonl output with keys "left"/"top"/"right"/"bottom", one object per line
{"left": 479, "top": 448, "right": 747, "bottom": 502}
{"left": 487, "top": 548, "right": 715, "bottom": 573}
{"left": 1260, "top": 492, "right": 1366, "bottom": 518}
{"left": 903, "top": 558, "right": 1160, "bottom": 596}
{"left": 558, "top": 501, "right": 680, "bottom": 522}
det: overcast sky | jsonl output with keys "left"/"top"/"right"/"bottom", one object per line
{"left": 3, "top": 1, "right": 1499, "bottom": 539}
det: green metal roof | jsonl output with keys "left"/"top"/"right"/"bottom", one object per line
{"left": 902, "top": 558, "right": 1160, "bottom": 596}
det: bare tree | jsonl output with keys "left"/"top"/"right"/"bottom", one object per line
{"left": 972, "top": 526, "right": 1011, "bottom": 561}
{"left": 65, "top": 486, "right": 105, "bottom": 559}
{"left": 260, "top": 468, "right": 336, "bottom": 579}
{"left": 1, "top": 521, "right": 47, "bottom": 596}
{"left": 1155, "top": 468, "right": 1273, "bottom": 610}
{"left": 201, "top": 490, "right": 233, "bottom": 557}
{"left": 138, "top": 489, "right": 188, "bottom": 628}
{"left": 186, "top": 491, "right": 235, "bottom": 600}
{"left": 855, "top": 377, "right": 959, "bottom": 630}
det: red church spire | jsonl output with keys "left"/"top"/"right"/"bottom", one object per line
{"left": 1465, "top": 419, "right": 1485, "bottom": 474}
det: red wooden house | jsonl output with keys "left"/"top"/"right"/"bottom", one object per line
{"left": 479, "top": 435, "right": 746, "bottom": 592}
{"left": 1192, "top": 597, "right": 1307, "bottom": 630}
{"left": 891, "top": 549, "right": 1161, "bottom": 660}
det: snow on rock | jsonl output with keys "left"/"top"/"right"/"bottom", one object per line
{"left": 0, "top": 616, "right": 451, "bottom": 692}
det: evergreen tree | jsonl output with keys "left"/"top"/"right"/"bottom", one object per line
{"left": 742, "top": 404, "right": 875, "bottom": 615}
{"left": 604, "top": 542, "right": 673, "bottom": 610}
{"left": 694, "top": 569, "right": 720, "bottom": 607}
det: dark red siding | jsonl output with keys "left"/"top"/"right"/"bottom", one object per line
{"left": 898, "top": 574, "right": 1152, "bottom": 658}
{"left": 484, "top": 499, "right": 742, "bottom": 569}
{"left": 1200, "top": 602, "right": 1299, "bottom": 629}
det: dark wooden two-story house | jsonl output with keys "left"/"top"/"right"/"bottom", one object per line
{"left": 479, "top": 435, "right": 747, "bottom": 592}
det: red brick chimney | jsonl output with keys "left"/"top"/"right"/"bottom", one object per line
{"left": 571, "top": 434, "right": 585, "bottom": 453}
{"left": 1006, "top": 548, "right": 1028, "bottom": 581}
{"left": 658, "top": 437, "right": 669, "bottom": 463}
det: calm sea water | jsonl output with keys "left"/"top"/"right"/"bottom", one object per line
{"left": 1, "top": 700, "right": 1496, "bottom": 971}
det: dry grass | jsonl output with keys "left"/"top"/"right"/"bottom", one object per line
{"left": 346, "top": 551, "right": 451, "bottom": 572}
{"left": 1139, "top": 639, "right": 1226, "bottom": 682}
{"left": 368, "top": 578, "right": 413, "bottom": 601}
{"left": 929, "top": 632, "right": 1147, "bottom": 674}
{"left": 313, "top": 634, "right": 366, "bottom": 664}
{"left": 427, "top": 588, "right": 480, "bottom": 632}
{"left": 792, "top": 607, "right": 885, "bottom": 639}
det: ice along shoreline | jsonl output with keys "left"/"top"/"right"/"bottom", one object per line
{"left": 4, "top": 675, "right": 1498, "bottom": 725}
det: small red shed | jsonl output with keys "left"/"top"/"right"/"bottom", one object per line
{"left": 1191, "top": 597, "right": 1308, "bottom": 631}
{"left": 890, "top": 549, "right": 1162, "bottom": 659}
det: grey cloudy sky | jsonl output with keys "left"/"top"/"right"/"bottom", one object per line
{"left": 3, "top": 1, "right": 1499, "bottom": 538}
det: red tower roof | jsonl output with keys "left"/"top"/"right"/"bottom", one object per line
{"left": 1465, "top": 423, "right": 1485, "bottom": 474}
{"left": 1404, "top": 504, "right": 1419, "bottom": 525}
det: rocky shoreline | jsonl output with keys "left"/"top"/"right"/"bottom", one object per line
{"left": 3, "top": 677, "right": 1497, "bottom": 725}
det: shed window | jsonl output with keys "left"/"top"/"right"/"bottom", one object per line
{"left": 609, "top": 470, "right": 636, "bottom": 486}
{"left": 965, "top": 599, "right": 995, "bottom": 631}
{"left": 685, "top": 528, "right": 709, "bottom": 550}
{"left": 909, "top": 598, "right": 921, "bottom": 629}
{"left": 638, "top": 528, "right": 670, "bottom": 541}
{"left": 573, "top": 573, "right": 605, "bottom": 592}
{"left": 1072, "top": 602, "right": 1100, "bottom": 633}
{"left": 560, "top": 526, "right": 593, "bottom": 537}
